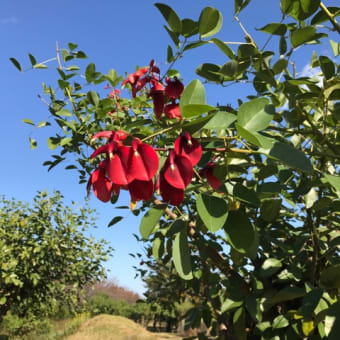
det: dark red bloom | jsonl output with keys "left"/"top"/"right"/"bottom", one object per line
{"left": 150, "top": 81, "right": 165, "bottom": 119}
{"left": 126, "top": 138, "right": 159, "bottom": 182}
{"left": 199, "top": 161, "right": 222, "bottom": 192}
{"left": 174, "top": 132, "right": 202, "bottom": 166}
{"left": 91, "top": 130, "right": 127, "bottom": 143}
{"left": 122, "top": 67, "right": 149, "bottom": 97}
{"left": 164, "top": 77, "right": 184, "bottom": 99}
{"left": 158, "top": 171, "right": 184, "bottom": 206}
{"left": 162, "top": 151, "right": 193, "bottom": 190}
{"left": 164, "top": 103, "right": 182, "bottom": 120}
{"left": 87, "top": 160, "right": 119, "bottom": 202}
{"left": 128, "top": 179, "right": 154, "bottom": 201}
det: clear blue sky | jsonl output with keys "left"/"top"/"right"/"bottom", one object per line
{"left": 1, "top": 0, "right": 338, "bottom": 295}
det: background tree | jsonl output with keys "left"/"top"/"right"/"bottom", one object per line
{"left": 11, "top": 0, "right": 340, "bottom": 338}
{"left": 0, "top": 191, "right": 113, "bottom": 321}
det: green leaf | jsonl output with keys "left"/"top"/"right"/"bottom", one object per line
{"left": 272, "top": 315, "right": 289, "bottom": 329}
{"left": 183, "top": 41, "right": 208, "bottom": 52}
{"left": 139, "top": 205, "right": 166, "bottom": 240}
{"left": 236, "top": 124, "right": 275, "bottom": 148}
{"left": 260, "top": 142, "right": 313, "bottom": 173}
{"left": 291, "top": 26, "right": 317, "bottom": 48}
{"left": 210, "top": 38, "right": 235, "bottom": 59}
{"left": 224, "top": 211, "right": 257, "bottom": 255}
{"left": 152, "top": 237, "right": 163, "bottom": 260}
{"left": 233, "top": 307, "right": 247, "bottom": 340}
{"left": 108, "top": 216, "right": 123, "bottom": 227}
{"left": 259, "top": 23, "right": 287, "bottom": 35}
{"left": 56, "top": 109, "right": 72, "bottom": 117}
{"left": 220, "top": 60, "right": 239, "bottom": 77}
{"left": 261, "top": 199, "right": 281, "bottom": 222}
{"left": 154, "top": 3, "right": 182, "bottom": 33}
{"left": 299, "top": 0, "right": 321, "bottom": 20}
{"left": 60, "top": 137, "right": 72, "bottom": 146}
{"left": 166, "top": 219, "right": 186, "bottom": 237}
{"left": 301, "top": 288, "right": 323, "bottom": 318}
{"left": 196, "top": 63, "right": 223, "bottom": 82}
{"left": 29, "top": 137, "right": 37, "bottom": 150}
{"left": 203, "top": 111, "right": 237, "bottom": 130}
{"left": 167, "top": 45, "right": 174, "bottom": 63}
{"left": 9, "top": 57, "right": 22, "bottom": 72}
{"left": 199, "top": 7, "right": 223, "bottom": 38}
{"left": 181, "top": 104, "right": 215, "bottom": 118}
{"left": 37, "top": 121, "right": 50, "bottom": 128}
{"left": 325, "top": 301, "right": 340, "bottom": 339}
{"left": 270, "top": 286, "right": 305, "bottom": 303}
{"left": 68, "top": 42, "right": 78, "bottom": 50}
{"left": 180, "top": 79, "right": 212, "bottom": 118}
{"left": 88, "top": 91, "right": 100, "bottom": 106}
{"left": 260, "top": 258, "right": 282, "bottom": 278}
{"left": 22, "top": 118, "right": 35, "bottom": 126}
{"left": 319, "top": 56, "right": 335, "bottom": 80}
{"left": 330, "top": 39, "right": 340, "bottom": 57}
{"left": 33, "top": 63, "right": 48, "bottom": 69}
{"left": 233, "top": 183, "right": 260, "bottom": 207}
{"left": 181, "top": 19, "right": 198, "bottom": 37}
{"left": 221, "top": 299, "right": 243, "bottom": 313}
{"left": 320, "top": 265, "right": 340, "bottom": 288}
{"left": 47, "top": 137, "right": 58, "bottom": 150}
{"left": 311, "top": 7, "right": 340, "bottom": 25}
{"left": 237, "top": 97, "right": 275, "bottom": 132}
{"left": 28, "top": 53, "right": 37, "bottom": 66}
{"left": 196, "top": 194, "right": 228, "bottom": 233}
{"left": 173, "top": 228, "right": 193, "bottom": 280}
{"left": 323, "top": 174, "right": 340, "bottom": 198}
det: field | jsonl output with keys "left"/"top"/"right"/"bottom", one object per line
{"left": 64, "top": 314, "right": 182, "bottom": 340}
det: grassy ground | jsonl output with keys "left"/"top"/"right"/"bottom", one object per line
{"left": 63, "top": 314, "right": 182, "bottom": 340}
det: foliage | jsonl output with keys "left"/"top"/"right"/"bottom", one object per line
{"left": 13, "top": 0, "right": 340, "bottom": 338}
{"left": 0, "top": 191, "right": 112, "bottom": 332}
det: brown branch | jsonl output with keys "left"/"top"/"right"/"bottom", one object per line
{"left": 320, "top": 2, "right": 340, "bottom": 34}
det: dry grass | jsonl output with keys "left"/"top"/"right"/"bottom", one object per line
{"left": 63, "top": 314, "right": 182, "bottom": 340}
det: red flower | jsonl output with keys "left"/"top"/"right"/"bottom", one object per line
{"left": 158, "top": 171, "right": 184, "bottom": 206}
{"left": 87, "top": 160, "right": 119, "bottom": 202}
{"left": 150, "top": 81, "right": 165, "bottom": 119}
{"left": 199, "top": 161, "right": 222, "bottom": 192}
{"left": 164, "top": 77, "right": 184, "bottom": 99}
{"left": 91, "top": 130, "right": 127, "bottom": 143}
{"left": 126, "top": 138, "right": 159, "bottom": 182}
{"left": 162, "top": 151, "right": 193, "bottom": 190}
{"left": 128, "top": 179, "right": 154, "bottom": 201}
{"left": 122, "top": 67, "right": 149, "bottom": 97}
{"left": 164, "top": 103, "right": 182, "bottom": 120}
{"left": 174, "top": 132, "right": 202, "bottom": 166}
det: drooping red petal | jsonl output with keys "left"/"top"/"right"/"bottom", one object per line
{"left": 107, "top": 153, "right": 129, "bottom": 186}
{"left": 90, "top": 144, "right": 109, "bottom": 159}
{"left": 137, "top": 143, "right": 159, "bottom": 179}
{"left": 151, "top": 91, "right": 164, "bottom": 119}
{"left": 90, "top": 168, "right": 113, "bottom": 202}
{"left": 174, "top": 133, "right": 202, "bottom": 166}
{"left": 164, "top": 77, "right": 184, "bottom": 99}
{"left": 206, "top": 170, "right": 222, "bottom": 191}
{"left": 128, "top": 179, "right": 154, "bottom": 201}
{"left": 163, "top": 152, "right": 193, "bottom": 189}
{"left": 159, "top": 173, "right": 184, "bottom": 206}
{"left": 91, "top": 131, "right": 115, "bottom": 141}
{"left": 164, "top": 103, "right": 182, "bottom": 119}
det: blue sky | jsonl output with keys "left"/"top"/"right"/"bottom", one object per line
{"left": 1, "top": 0, "right": 338, "bottom": 295}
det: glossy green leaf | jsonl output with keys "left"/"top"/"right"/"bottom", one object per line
{"left": 319, "top": 56, "right": 335, "bottom": 80}
{"left": 320, "top": 265, "right": 340, "bottom": 288}
{"left": 196, "top": 63, "right": 223, "bottom": 82}
{"left": 330, "top": 39, "right": 340, "bottom": 57}
{"left": 325, "top": 301, "right": 340, "bottom": 340}
{"left": 28, "top": 53, "right": 37, "bottom": 66}
{"left": 88, "top": 91, "right": 100, "bottom": 106}
{"left": 196, "top": 194, "right": 228, "bottom": 233}
{"left": 199, "top": 7, "right": 223, "bottom": 38}
{"left": 324, "top": 174, "right": 340, "bottom": 198}
{"left": 210, "top": 38, "right": 235, "bottom": 59}
{"left": 291, "top": 26, "right": 317, "bottom": 48}
{"left": 181, "top": 18, "right": 198, "bottom": 37}
{"left": 261, "top": 199, "right": 281, "bottom": 222}
{"left": 166, "top": 219, "right": 186, "bottom": 237}
{"left": 33, "top": 63, "right": 48, "bottom": 69}
{"left": 60, "top": 137, "right": 72, "bottom": 146}
{"left": 107, "top": 216, "right": 123, "bottom": 227}
{"left": 203, "top": 111, "right": 237, "bottom": 130}
{"left": 22, "top": 119, "right": 35, "bottom": 126}
{"left": 236, "top": 124, "right": 275, "bottom": 148}
{"left": 29, "top": 137, "right": 37, "bottom": 150}
{"left": 260, "top": 142, "right": 313, "bottom": 173}
{"left": 233, "top": 184, "right": 260, "bottom": 207}
{"left": 47, "top": 137, "right": 58, "bottom": 150}
{"left": 259, "top": 23, "right": 287, "bottom": 35}
{"left": 220, "top": 60, "right": 238, "bottom": 77}
{"left": 221, "top": 299, "right": 243, "bottom": 313}
{"left": 9, "top": 57, "right": 22, "bottom": 72}
{"left": 173, "top": 228, "right": 193, "bottom": 280}
{"left": 155, "top": 3, "right": 182, "bottom": 33}
{"left": 260, "top": 258, "right": 282, "bottom": 278}
{"left": 224, "top": 211, "right": 257, "bottom": 254}
{"left": 272, "top": 315, "right": 289, "bottom": 329}
{"left": 152, "top": 237, "right": 163, "bottom": 260}
{"left": 311, "top": 7, "right": 340, "bottom": 25}
{"left": 56, "top": 109, "right": 72, "bottom": 117}
{"left": 237, "top": 97, "right": 275, "bottom": 132}
{"left": 301, "top": 288, "right": 323, "bottom": 318}
{"left": 139, "top": 205, "right": 166, "bottom": 240}
{"left": 181, "top": 104, "right": 215, "bottom": 118}
{"left": 233, "top": 307, "right": 247, "bottom": 340}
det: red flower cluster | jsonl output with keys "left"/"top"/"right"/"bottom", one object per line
{"left": 199, "top": 161, "right": 222, "bottom": 192}
{"left": 122, "top": 60, "right": 184, "bottom": 120}
{"left": 157, "top": 132, "right": 202, "bottom": 206}
{"left": 88, "top": 130, "right": 159, "bottom": 203}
